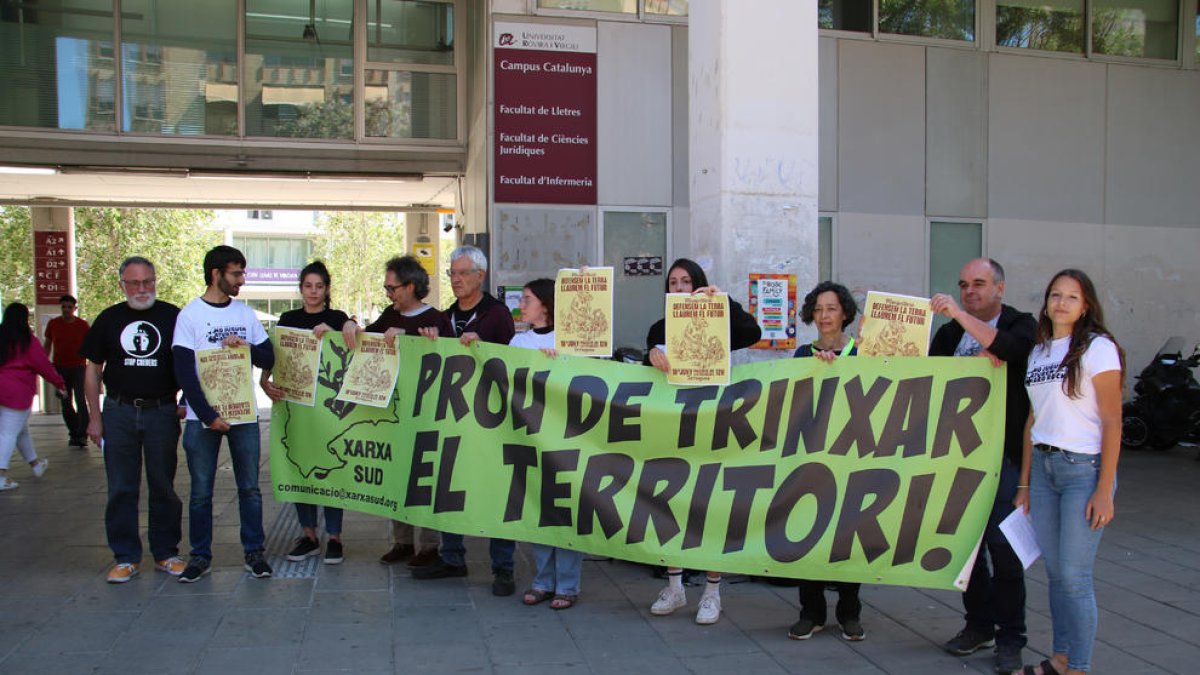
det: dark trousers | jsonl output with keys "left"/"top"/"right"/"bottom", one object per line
{"left": 798, "top": 580, "right": 862, "bottom": 624}
{"left": 962, "top": 458, "right": 1028, "bottom": 648}
{"left": 102, "top": 399, "right": 183, "bottom": 563}
{"left": 56, "top": 365, "right": 88, "bottom": 442}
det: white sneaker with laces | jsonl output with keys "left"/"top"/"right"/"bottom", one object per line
{"left": 31, "top": 458, "right": 48, "bottom": 478}
{"left": 0, "top": 477, "right": 18, "bottom": 491}
{"left": 650, "top": 585, "right": 687, "bottom": 615}
{"left": 695, "top": 594, "right": 721, "bottom": 624}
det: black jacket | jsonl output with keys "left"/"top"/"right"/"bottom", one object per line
{"left": 643, "top": 298, "right": 762, "bottom": 365}
{"left": 929, "top": 304, "right": 1036, "bottom": 465}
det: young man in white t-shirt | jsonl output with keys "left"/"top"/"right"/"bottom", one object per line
{"left": 172, "top": 245, "right": 275, "bottom": 583}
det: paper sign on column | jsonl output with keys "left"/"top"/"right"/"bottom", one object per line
{"left": 271, "top": 326, "right": 322, "bottom": 406}
{"left": 555, "top": 266, "right": 614, "bottom": 357}
{"left": 999, "top": 508, "right": 1042, "bottom": 569}
{"left": 196, "top": 345, "right": 257, "bottom": 425}
{"left": 857, "top": 291, "right": 933, "bottom": 356}
{"left": 664, "top": 292, "right": 731, "bottom": 386}
{"left": 336, "top": 333, "right": 400, "bottom": 408}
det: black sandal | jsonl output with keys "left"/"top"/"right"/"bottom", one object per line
{"left": 1022, "top": 659, "right": 1064, "bottom": 675}
{"left": 522, "top": 588, "right": 553, "bottom": 606}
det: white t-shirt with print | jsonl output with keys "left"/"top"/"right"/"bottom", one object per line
{"left": 1024, "top": 334, "right": 1121, "bottom": 454}
{"left": 173, "top": 297, "right": 268, "bottom": 422}
{"left": 510, "top": 328, "right": 555, "bottom": 351}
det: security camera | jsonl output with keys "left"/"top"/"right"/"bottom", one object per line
{"left": 442, "top": 222, "right": 454, "bottom": 233}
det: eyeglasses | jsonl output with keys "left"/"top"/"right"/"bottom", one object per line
{"left": 446, "top": 268, "right": 480, "bottom": 279}
{"left": 383, "top": 284, "right": 403, "bottom": 293}
{"left": 121, "top": 278, "right": 156, "bottom": 289}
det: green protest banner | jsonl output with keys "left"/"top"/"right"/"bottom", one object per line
{"left": 270, "top": 335, "right": 1006, "bottom": 591}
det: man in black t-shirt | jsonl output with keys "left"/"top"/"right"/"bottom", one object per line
{"left": 81, "top": 256, "right": 186, "bottom": 585}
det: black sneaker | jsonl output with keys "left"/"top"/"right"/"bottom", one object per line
{"left": 995, "top": 643, "right": 1023, "bottom": 673}
{"left": 178, "top": 556, "right": 211, "bottom": 583}
{"left": 324, "top": 539, "right": 344, "bottom": 565}
{"left": 492, "top": 569, "right": 515, "bottom": 596}
{"left": 412, "top": 558, "right": 468, "bottom": 580}
{"left": 839, "top": 618, "right": 866, "bottom": 641}
{"left": 286, "top": 537, "right": 320, "bottom": 562}
{"left": 944, "top": 627, "right": 996, "bottom": 655}
{"left": 244, "top": 551, "right": 273, "bottom": 578}
{"left": 787, "top": 617, "right": 823, "bottom": 640}
{"left": 379, "top": 544, "right": 414, "bottom": 565}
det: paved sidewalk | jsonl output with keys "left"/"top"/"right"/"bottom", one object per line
{"left": 0, "top": 415, "right": 1197, "bottom": 674}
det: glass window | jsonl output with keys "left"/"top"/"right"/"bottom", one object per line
{"left": 818, "top": 216, "right": 833, "bottom": 283}
{"left": 244, "top": 0, "right": 354, "bottom": 138}
{"left": 0, "top": 0, "right": 116, "bottom": 131}
{"left": 601, "top": 210, "right": 668, "bottom": 352}
{"left": 364, "top": 70, "right": 457, "bottom": 139}
{"left": 644, "top": 0, "right": 688, "bottom": 16}
{"left": 928, "top": 220, "right": 982, "bottom": 330}
{"left": 879, "top": 0, "right": 976, "bottom": 41}
{"left": 1092, "top": 0, "right": 1179, "bottom": 59}
{"left": 537, "top": 0, "right": 637, "bottom": 13}
{"left": 997, "top": 0, "right": 1085, "bottom": 53}
{"left": 367, "top": 0, "right": 454, "bottom": 65}
{"left": 120, "top": 0, "right": 238, "bottom": 136}
{"left": 819, "top": 0, "right": 873, "bottom": 32}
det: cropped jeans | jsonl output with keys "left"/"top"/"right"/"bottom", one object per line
{"left": 530, "top": 544, "right": 583, "bottom": 596}
{"left": 1030, "top": 448, "right": 1112, "bottom": 673}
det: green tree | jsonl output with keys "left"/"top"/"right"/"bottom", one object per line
{"left": 0, "top": 206, "right": 34, "bottom": 309}
{"left": 311, "top": 211, "right": 406, "bottom": 321}
{"left": 73, "top": 208, "right": 219, "bottom": 320}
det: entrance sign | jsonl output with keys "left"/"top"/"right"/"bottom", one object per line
{"left": 493, "top": 22, "right": 597, "bottom": 205}
{"left": 34, "top": 231, "right": 71, "bottom": 304}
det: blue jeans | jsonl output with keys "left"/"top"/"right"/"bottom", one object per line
{"left": 103, "top": 399, "right": 182, "bottom": 564}
{"left": 1030, "top": 449, "right": 1111, "bottom": 673}
{"left": 295, "top": 503, "right": 343, "bottom": 536}
{"left": 439, "top": 532, "right": 515, "bottom": 573}
{"left": 963, "top": 458, "right": 1027, "bottom": 648}
{"left": 182, "top": 421, "right": 265, "bottom": 559}
{"left": 531, "top": 544, "right": 583, "bottom": 596}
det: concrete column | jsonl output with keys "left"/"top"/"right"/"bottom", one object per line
{"left": 405, "top": 212, "right": 442, "bottom": 305}
{"left": 688, "top": 2, "right": 819, "bottom": 360}
{"left": 30, "top": 206, "right": 76, "bottom": 412}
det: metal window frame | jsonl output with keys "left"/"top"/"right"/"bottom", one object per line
{"left": 924, "top": 217, "right": 986, "bottom": 297}
{"left": 597, "top": 206, "right": 674, "bottom": 271}
{"left": 530, "top": 0, "right": 688, "bottom": 25}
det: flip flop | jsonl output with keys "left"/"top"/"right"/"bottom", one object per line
{"left": 550, "top": 594, "right": 577, "bottom": 610}
{"left": 522, "top": 588, "right": 553, "bottom": 606}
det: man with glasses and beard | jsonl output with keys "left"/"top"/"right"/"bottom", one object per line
{"left": 81, "top": 257, "right": 187, "bottom": 584}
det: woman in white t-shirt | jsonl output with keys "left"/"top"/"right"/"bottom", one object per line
{"left": 1014, "top": 269, "right": 1124, "bottom": 675}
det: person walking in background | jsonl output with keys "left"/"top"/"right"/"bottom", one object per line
{"left": 81, "top": 257, "right": 187, "bottom": 584}
{"left": 0, "top": 303, "right": 65, "bottom": 491}
{"left": 260, "top": 261, "right": 357, "bottom": 566}
{"left": 644, "top": 257, "right": 761, "bottom": 625}
{"left": 787, "top": 281, "right": 866, "bottom": 642}
{"left": 1015, "top": 269, "right": 1124, "bottom": 675}
{"left": 43, "top": 294, "right": 90, "bottom": 447}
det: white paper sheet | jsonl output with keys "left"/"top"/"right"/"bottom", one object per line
{"left": 999, "top": 508, "right": 1042, "bottom": 569}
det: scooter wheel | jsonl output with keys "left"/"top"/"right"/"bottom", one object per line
{"left": 1122, "top": 415, "right": 1150, "bottom": 449}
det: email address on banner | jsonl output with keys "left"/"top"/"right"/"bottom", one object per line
{"left": 278, "top": 483, "right": 398, "bottom": 512}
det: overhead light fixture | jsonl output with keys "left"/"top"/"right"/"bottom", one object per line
{"left": 0, "top": 165, "right": 57, "bottom": 175}
{"left": 188, "top": 170, "right": 424, "bottom": 183}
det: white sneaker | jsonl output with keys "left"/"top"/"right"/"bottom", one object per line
{"left": 0, "top": 477, "right": 18, "bottom": 491}
{"left": 695, "top": 594, "right": 721, "bottom": 624}
{"left": 650, "top": 585, "right": 687, "bottom": 615}
{"left": 31, "top": 458, "right": 48, "bottom": 478}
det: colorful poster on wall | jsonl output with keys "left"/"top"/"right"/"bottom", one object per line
{"left": 555, "top": 267, "right": 613, "bottom": 357}
{"left": 271, "top": 326, "right": 323, "bottom": 406}
{"left": 499, "top": 285, "right": 524, "bottom": 323}
{"left": 196, "top": 346, "right": 257, "bottom": 425}
{"left": 748, "top": 273, "right": 797, "bottom": 350}
{"left": 336, "top": 333, "right": 400, "bottom": 408}
{"left": 493, "top": 22, "right": 597, "bottom": 205}
{"left": 665, "top": 292, "right": 732, "bottom": 385}
{"left": 858, "top": 291, "right": 934, "bottom": 357}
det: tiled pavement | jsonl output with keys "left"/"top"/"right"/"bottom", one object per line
{"left": 0, "top": 414, "right": 1197, "bottom": 674}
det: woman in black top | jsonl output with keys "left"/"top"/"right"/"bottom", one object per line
{"left": 260, "top": 261, "right": 356, "bottom": 565}
{"left": 645, "top": 258, "right": 761, "bottom": 626}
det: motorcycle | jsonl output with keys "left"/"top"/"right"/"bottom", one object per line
{"left": 1122, "top": 337, "right": 1200, "bottom": 450}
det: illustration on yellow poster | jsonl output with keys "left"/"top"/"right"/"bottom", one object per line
{"left": 336, "top": 332, "right": 400, "bottom": 408}
{"left": 664, "top": 292, "right": 731, "bottom": 386}
{"left": 272, "top": 326, "right": 322, "bottom": 406}
{"left": 555, "top": 266, "right": 614, "bottom": 357}
{"left": 857, "top": 291, "right": 933, "bottom": 356}
{"left": 196, "top": 345, "right": 257, "bottom": 425}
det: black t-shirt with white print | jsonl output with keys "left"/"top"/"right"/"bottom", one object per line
{"left": 79, "top": 300, "right": 181, "bottom": 399}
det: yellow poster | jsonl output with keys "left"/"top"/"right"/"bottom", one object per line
{"left": 336, "top": 332, "right": 400, "bottom": 408}
{"left": 665, "top": 292, "right": 732, "bottom": 386}
{"left": 272, "top": 326, "right": 322, "bottom": 406}
{"left": 857, "top": 291, "right": 933, "bottom": 356}
{"left": 412, "top": 243, "right": 437, "bottom": 279}
{"left": 555, "top": 266, "right": 614, "bottom": 357}
{"left": 196, "top": 346, "right": 257, "bottom": 425}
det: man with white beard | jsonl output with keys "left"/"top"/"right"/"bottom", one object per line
{"left": 82, "top": 256, "right": 188, "bottom": 584}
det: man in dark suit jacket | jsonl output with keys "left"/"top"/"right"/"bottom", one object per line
{"left": 929, "top": 258, "right": 1036, "bottom": 675}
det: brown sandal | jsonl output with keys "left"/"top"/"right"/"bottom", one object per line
{"left": 550, "top": 594, "right": 577, "bottom": 610}
{"left": 523, "top": 588, "right": 553, "bottom": 606}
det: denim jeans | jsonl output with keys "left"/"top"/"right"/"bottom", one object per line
{"left": 798, "top": 580, "right": 862, "bottom": 624}
{"left": 530, "top": 544, "right": 583, "bottom": 596}
{"left": 963, "top": 458, "right": 1028, "bottom": 648}
{"left": 182, "top": 421, "right": 265, "bottom": 559}
{"left": 295, "top": 503, "right": 343, "bottom": 536}
{"left": 55, "top": 365, "right": 89, "bottom": 442}
{"left": 439, "top": 532, "right": 515, "bottom": 573}
{"left": 0, "top": 405, "right": 36, "bottom": 470}
{"left": 1030, "top": 448, "right": 1110, "bottom": 673}
{"left": 103, "top": 399, "right": 182, "bottom": 564}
